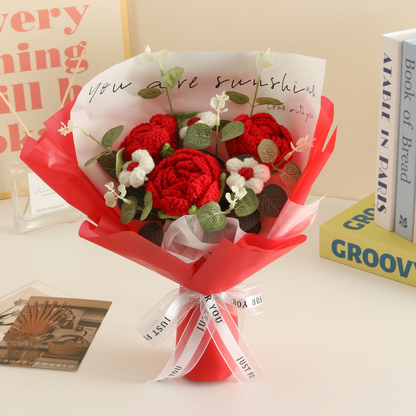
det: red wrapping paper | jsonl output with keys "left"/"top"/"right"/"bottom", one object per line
{"left": 291, "top": 96, "right": 337, "bottom": 205}
{"left": 20, "top": 95, "right": 336, "bottom": 382}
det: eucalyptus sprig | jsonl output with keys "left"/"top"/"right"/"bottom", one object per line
{"left": 58, "top": 120, "right": 124, "bottom": 167}
{"left": 137, "top": 46, "right": 183, "bottom": 113}
{"left": 257, "top": 136, "right": 315, "bottom": 189}
{"left": 197, "top": 185, "right": 259, "bottom": 231}
{"left": 184, "top": 92, "right": 244, "bottom": 158}
{"left": 226, "top": 48, "right": 283, "bottom": 116}
{"left": 104, "top": 182, "right": 154, "bottom": 224}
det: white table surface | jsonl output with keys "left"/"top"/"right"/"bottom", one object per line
{"left": 1, "top": 195, "right": 416, "bottom": 416}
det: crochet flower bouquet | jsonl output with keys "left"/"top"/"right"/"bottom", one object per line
{"left": 21, "top": 49, "right": 336, "bottom": 382}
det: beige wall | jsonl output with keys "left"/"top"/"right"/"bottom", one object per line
{"left": 125, "top": 0, "right": 416, "bottom": 201}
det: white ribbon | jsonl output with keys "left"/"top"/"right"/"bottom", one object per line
{"left": 137, "top": 285, "right": 266, "bottom": 382}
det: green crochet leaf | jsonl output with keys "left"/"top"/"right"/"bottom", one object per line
{"left": 220, "top": 120, "right": 244, "bottom": 142}
{"left": 138, "top": 88, "right": 163, "bottom": 99}
{"left": 257, "top": 139, "right": 279, "bottom": 164}
{"left": 235, "top": 188, "right": 259, "bottom": 217}
{"left": 158, "top": 210, "right": 180, "bottom": 220}
{"left": 161, "top": 67, "right": 184, "bottom": 89}
{"left": 84, "top": 151, "right": 108, "bottom": 167}
{"left": 140, "top": 192, "right": 153, "bottom": 221}
{"left": 115, "top": 148, "right": 125, "bottom": 180}
{"left": 118, "top": 186, "right": 145, "bottom": 211}
{"left": 138, "top": 222, "right": 164, "bottom": 247}
{"left": 228, "top": 209, "right": 260, "bottom": 232}
{"left": 257, "top": 184, "right": 287, "bottom": 217}
{"left": 166, "top": 111, "right": 200, "bottom": 131}
{"left": 255, "top": 97, "right": 284, "bottom": 106}
{"left": 185, "top": 123, "right": 212, "bottom": 149}
{"left": 280, "top": 161, "right": 301, "bottom": 190}
{"left": 166, "top": 110, "right": 200, "bottom": 120}
{"left": 97, "top": 151, "right": 117, "bottom": 181}
{"left": 218, "top": 120, "right": 231, "bottom": 131}
{"left": 102, "top": 125, "right": 124, "bottom": 148}
{"left": 226, "top": 91, "right": 250, "bottom": 105}
{"left": 246, "top": 221, "right": 261, "bottom": 234}
{"left": 197, "top": 202, "right": 227, "bottom": 231}
{"left": 120, "top": 196, "right": 137, "bottom": 225}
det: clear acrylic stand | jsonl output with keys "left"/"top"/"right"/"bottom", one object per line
{"left": 9, "top": 161, "right": 83, "bottom": 234}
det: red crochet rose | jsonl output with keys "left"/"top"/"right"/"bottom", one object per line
{"left": 146, "top": 149, "right": 221, "bottom": 217}
{"left": 225, "top": 113, "right": 293, "bottom": 169}
{"left": 119, "top": 114, "right": 178, "bottom": 165}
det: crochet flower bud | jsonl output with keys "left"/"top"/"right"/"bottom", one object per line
{"left": 119, "top": 114, "right": 178, "bottom": 165}
{"left": 225, "top": 113, "right": 293, "bottom": 170}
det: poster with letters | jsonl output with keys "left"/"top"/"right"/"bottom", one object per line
{"left": 0, "top": 0, "right": 130, "bottom": 199}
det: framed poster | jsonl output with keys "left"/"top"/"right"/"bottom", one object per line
{"left": 0, "top": 0, "right": 130, "bottom": 199}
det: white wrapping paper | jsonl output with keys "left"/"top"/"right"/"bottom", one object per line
{"left": 70, "top": 51, "right": 326, "bottom": 194}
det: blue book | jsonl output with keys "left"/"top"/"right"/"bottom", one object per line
{"left": 395, "top": 38, "right": 416, "bottom": 241}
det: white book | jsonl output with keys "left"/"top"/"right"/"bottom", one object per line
{"left": 395, "top": 38, "right": 416, "bottom": 241}
{"left": 374, "top": 28, "right": 416, "bottom": 231}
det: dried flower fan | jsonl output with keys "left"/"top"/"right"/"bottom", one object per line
{"left": 11, "top": 301, "right": 70, "bottom": 337}
{"left": 4, "top": 300, "right": 71, "bottom": 362}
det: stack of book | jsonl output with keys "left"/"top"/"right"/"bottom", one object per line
{"left": 320, "top": 28, "right": 416, "bottom": 286}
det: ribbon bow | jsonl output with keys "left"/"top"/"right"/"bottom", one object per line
{"left": 137, "top": 284, "right": 266, "bottom": 382}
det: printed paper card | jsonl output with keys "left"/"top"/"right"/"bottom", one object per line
{"left": 28, "top": 172, "right": 72, "bottom": 215}
{"left": 0, "top": 295, "right": 111, "bottom": 371}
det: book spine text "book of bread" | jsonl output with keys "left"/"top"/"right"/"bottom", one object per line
{"left": 395, "top": 38, "right": 416, "bottom": 241}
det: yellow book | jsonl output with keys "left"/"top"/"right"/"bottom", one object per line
{"left": 320, "top": 194, "right": 416, "bottom": 286}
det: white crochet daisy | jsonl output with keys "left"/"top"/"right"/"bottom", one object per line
{"left": 119, "top": 149, "right": 155, "bottom": 188}
{"left": 179, "top": 111, "right": 217, "bottom": 140}
{"left": 226, "top": 157, "right": 270, "bottom": 194}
